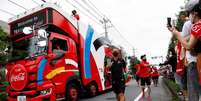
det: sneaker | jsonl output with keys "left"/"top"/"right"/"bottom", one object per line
{"left": 177, "top": 91, "right": 183, "bottom": 96}
{"left": 147, "top": 95, "right": 152, "bottom": 101}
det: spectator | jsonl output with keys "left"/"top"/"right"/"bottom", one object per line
{"left": 168, "top": 0, "right": 201, "bottom": 100}
{"left": 179, "top": 19, "right": 196, "bottom": 101}
{"left": 159, "top": 49, "right": 177, "bottom": 81}
{"left": 173, "top": 11, "right": 189, "bottom": 99}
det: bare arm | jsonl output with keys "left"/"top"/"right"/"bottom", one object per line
{"left": 174, "top": 31, "right": 197, "bottom": 50}
{"left": 168, "top": 27, "right": 197, "bottom": 50}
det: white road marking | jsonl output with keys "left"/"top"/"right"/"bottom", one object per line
{"left": 134, "top": 87, "right": 148, "bottom": 101}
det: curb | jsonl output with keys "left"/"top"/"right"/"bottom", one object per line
{"left": 162, "top": 77, "right": 181, "bottom": 101}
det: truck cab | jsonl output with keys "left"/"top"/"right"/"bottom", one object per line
{"left": 7, "top": 4, "right": 81, "bottom": 101}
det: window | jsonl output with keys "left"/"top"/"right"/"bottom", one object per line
{"left": 52, "top": 38, "right": 68, "bottom": 52}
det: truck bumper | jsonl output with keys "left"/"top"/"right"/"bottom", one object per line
{"left": 7, "top": 94, "right": 55, "bottom": 101}
{"left": 7, "top": 90, "right": 55, "bottom": 101}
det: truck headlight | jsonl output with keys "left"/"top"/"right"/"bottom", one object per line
{"left": 40, "top": 88, "right": 52, "bottom": 95}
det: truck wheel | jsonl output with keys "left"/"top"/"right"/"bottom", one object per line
{"left": 88, "top": 83, "right": 98, "bottom": 97}
{"left": 65, "top": 83, "right": 78, "bottom": 101}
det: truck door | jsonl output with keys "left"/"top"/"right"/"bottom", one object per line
{"left": 47, "top": 33, "right": 78, "bottom": 94}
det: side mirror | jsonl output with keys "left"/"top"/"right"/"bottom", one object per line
{"left": 38, "top": 29, "right": 48, "bottom": 39}
{"left": 36, "top": 40, "right": 47, "bottom": 47}
{"left": 23, "top": 27, "right": 33, "bottom": 35}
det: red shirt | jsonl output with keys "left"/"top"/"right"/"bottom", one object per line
{"left": 191, "top": 20, "right": 201, "bottom": 85}
{"left": 138, "top": 60, "right": 151, "bottom": 78}
{"left": 176, "top": 42, "right": 184, "bottom": 76}
{"left": 151, "top": 68, "right": 159, "bottom": 77}
{"left": 191, "top": 20, "right": 201, "bottom": 38}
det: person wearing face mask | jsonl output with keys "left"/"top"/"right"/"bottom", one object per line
{"left": 138, "top": 54, "right": 152, "bottom": 100}
{"left": 167, "top": 0, "right": 201, "bottom": 100}
{"left": 110, "top": 49, "right": 126, "bottom": 101}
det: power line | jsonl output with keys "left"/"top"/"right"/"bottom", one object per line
{"left": 65, "top": 0, "right": 102, "bottom": 26}
{"left": 8, "top": 0, "right": 28, "bottom": 10}
{"left": 82, "top": 0, "right": 133, "bottom": 48}
{"left": 81, "top": 0, "right": 104, "bottom": 18}
{"left": 41, "top": 0, "right": 46, "bottom": 3}
{"left": 111, "top": 23, "right": 135, "bottom": 48}
{"left": 31, "top": 0, "right": 40, "bottom": 5}
{"left": 86, "top": 0, "right": 105, "bottom": 18}
{"left": 72, "top": 0, "right": 101, "bottom": 22}
{"left": 67, "top": 0, "right": 133, "bottom": 53}
{"left": 0, "top": 9, "right": 15, "bottom": 16}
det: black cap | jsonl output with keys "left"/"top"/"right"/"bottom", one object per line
{"left": 140, "top": 54, "right": 146, "bottom": 59}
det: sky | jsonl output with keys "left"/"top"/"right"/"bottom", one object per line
{"left": 0, "top": 0, "right": 185, "bottom": 64}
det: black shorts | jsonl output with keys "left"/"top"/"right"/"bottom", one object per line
{"left": 152, "top": 76, "right": 159, "bottom": 80}
{"left": 140, "top": 77, "right": 151, "bottom": 86}
{"left": 112, "top": 80, "right": 125, "bottom": 94}
{"left": 136, "top": 75, "right": 140, "bottom": 81}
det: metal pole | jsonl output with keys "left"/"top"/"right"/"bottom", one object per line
{"left": 103, "top": 17, "right": 108, "bottom": 39}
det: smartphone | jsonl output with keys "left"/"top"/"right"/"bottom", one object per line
{"left": 167, "top": 17, "right": 172, "bottom": 27}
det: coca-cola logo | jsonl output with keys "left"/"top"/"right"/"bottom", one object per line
{"left": 9, "top": 64, "right": 27, "bottom": 91}
{"left": 10, "top": 73, "right": 25, "bottom": 82}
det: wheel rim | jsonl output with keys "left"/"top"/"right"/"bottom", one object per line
{"left": 69, "top": 87, "right": 78, "bottom": 100}
{"left": 90, "top": 85, "right": 97, "bottom": 96}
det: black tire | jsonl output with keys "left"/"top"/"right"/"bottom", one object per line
{"left": 65, "top": 83, "right": 79, "bottom": 101}
{"left": 88, "top": 83, "right": 98, "bottom": 97}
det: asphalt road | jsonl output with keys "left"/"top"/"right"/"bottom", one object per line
{"left": 80, "top": 77, "right": 172, "bottom": 101}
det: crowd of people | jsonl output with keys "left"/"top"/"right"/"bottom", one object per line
{"left": 109, "top": 1, "right": 201, "bottom": 101}
{"left": 165, "top": 0, "right": 201, "bottom": 100}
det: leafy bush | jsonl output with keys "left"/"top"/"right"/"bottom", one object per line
{"left": 164, "top": 78, "right": 180, "bottom": 101}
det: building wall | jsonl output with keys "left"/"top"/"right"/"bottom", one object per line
{"left": 0, "top": 20, "right": 9, "bottom": 34}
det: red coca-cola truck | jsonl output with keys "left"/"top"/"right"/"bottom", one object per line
{"left": 6, "top": 3, "right": 130, "bottom": 101}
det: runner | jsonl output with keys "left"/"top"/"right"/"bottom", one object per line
{"left": 151, "top": 66, "right": 160, "bottom": 87}
{"left": 138, "top": 54, "right": 152, "bottom": 100}
{"left": 110, "top": 49, "right": 126, "bottom": 101}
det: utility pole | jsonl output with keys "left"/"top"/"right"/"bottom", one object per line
{"left": 102, "top": 17, "right": 110, "bottom": 40}
{"left": 132, "top": 48, "right": 136, "bottom": 56}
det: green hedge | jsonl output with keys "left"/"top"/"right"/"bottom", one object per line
{"left": 163, "top": 78, "right": 180, "bottom": 101}
{"left": 0, "top": 67, "right": 8, "bottom": 100}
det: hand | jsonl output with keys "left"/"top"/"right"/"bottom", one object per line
{"left": 167, "top": 26, "right": 178, "bottom": 36}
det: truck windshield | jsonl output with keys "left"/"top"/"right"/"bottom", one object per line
{"left": 10, "top": 36, "right": 47, "bottom": 61}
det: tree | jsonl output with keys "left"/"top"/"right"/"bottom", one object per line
{"left": 0, "top": 26, "right": 9, "bottom": 65}
{"left": 128, "top": 56, "right": 140, "bottom": 75}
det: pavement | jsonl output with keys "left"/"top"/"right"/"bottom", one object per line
{"left": 80, "top": 77, "right": 172, "bottom": 101}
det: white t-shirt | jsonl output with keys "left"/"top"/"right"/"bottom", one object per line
{"left": 181, "top": 20, "right": 197, "bottom": 63}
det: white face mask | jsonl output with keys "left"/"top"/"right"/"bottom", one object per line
{"left": 189, "top": 14, "right": 194, "bottom": 23}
